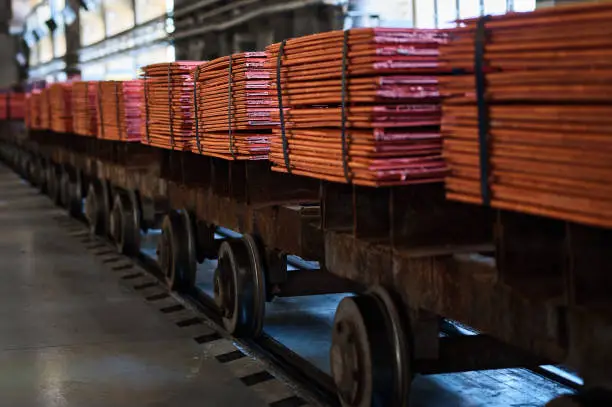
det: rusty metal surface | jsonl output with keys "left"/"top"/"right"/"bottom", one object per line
{"left": 323, "top": 229, "right": 612, "bottom": 386}
{"left": 322, "top": 181, "right": 493, "bottom": 250}
{"left": 19, "top": 132, "right": 323, "bottom": 261}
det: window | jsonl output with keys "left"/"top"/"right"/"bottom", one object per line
{"left": 364, "top": 0, "right": 536, "bottom": 28}
{"left": 437, "top": 0, "right": 458, "bottom": 28}
{"left": 53, "top": 24, "right": 67, "bottom": 57}
{"left": 135, "top": 43, "right": 174, "bottom": 70}
{"left": 80, "top": 1, "right": 105, "bottom": 46}
{"left": 106, "top": 54, "right": 136, "bottom": 79}
{"left": 484, "top": 0, "right": 508, "bottom": 15}
{"left": 459, "top": 0, "right": 480, "bottom": 19}
{"left": 415, "top": 0, "right": 436, "bottom": 28}
{"left": 39, "top": 36, "right": 54, "bottom": 63}
{"left": 81, "top": 61, "right": 106, "bottom": 80}
{"left": 513, "top": 0, "right": 536, "bottom": 12}
{"left": 50, "top": 0, "right": 66, "bottom": 13}
{"left": 104, "top": 0, "right": 135, "bottom": 36}
{"left": 136, "top": 0, "right": 170, "bottom": 24}
{"left": 29, "top": 44, "right": 39, "bottom": 67}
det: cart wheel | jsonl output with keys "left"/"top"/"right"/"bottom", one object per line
{"left": 47, "top": 164, "right": 61, "bottom": 205}
{"left": 59, "top": 169, "right": 72, "bottom": 209}
{"left": 330, "top": 286, "right": 412, "bottom": 407}
{"left": 214, "top": 234, "right": 266, "bottom": 337}
{"left": 85, "top": 180, "right": 105, "bottom": 236}
{"left": 158, "top": 210, "right": 197, "bottom": 291}
{"left": 110, "top": 190, "right": 141, "bottom": 256}
{"left": 38, "top": 158, "right": 48, "bottom": 193}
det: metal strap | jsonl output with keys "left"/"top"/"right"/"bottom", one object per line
{"left": 97, "top": 82, "right": 105, "bottom": 139}
{"left": 228, "top": 55, "right": 235, "bottom": 159}
{"left": 144, "top": 74, "right": 151, "bottom": 144}
{"left": 276, "top": 39, "right": 291, "bottom": 172}
{"left": 340, "top": 30, "right": 351, "bottom": 183}
{"left": 168, "top": 64, "right": 175, "bottom": 150}
{"left": 474, "top": 15, "right": 491, "bottom": 205}
{"left": 193, "top": 66, "right": 202, "bottom": 154}
{"left": 83, "top": 82, "right": 89, "bottom": 133}
{"left": 114, "top": 82, "right": 121, "bottom": 140}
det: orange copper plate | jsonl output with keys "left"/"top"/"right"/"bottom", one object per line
{"left": 440, "top": 2, "right": 612, "bottom": 229}
{"left": 141, "top": 61, "right": 201, "bottom": 150}
{"left": 192, "top": 53, "right": 271, "bottom": 160}
{"left": 49, "top": 83, "right": 73, "bottom": 134}
{"left": 265, "top": 28, "right": 448, "bottom": 186}
{"left": 72, "top": 81, "right": 98, "bottom": 137}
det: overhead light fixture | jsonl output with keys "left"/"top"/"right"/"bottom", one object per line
{"left": 45, "top": 18, "right": 57, "bottom": 32}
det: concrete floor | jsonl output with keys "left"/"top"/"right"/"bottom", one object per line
{"left": 0, "top": 165, "right": 278, "bottom": 407}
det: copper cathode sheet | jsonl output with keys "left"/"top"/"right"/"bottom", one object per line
{"left": 192, "top": 52, "right": 271, "bottom": 160}
{"left": 72, "top": 81, "right": 98, "bottom": 137}
{"left": 265, "top": 28, "right": 449, "bottom": 186}
{"left": 440, "top": 2, "right": 612, "bottom": 229}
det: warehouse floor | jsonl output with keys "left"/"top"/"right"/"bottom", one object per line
{"left": 0, "top": 164, "right": 297, "bottom": 407}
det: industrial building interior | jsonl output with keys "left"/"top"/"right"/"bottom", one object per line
{"left": 0, "top": 0, "right": 610, "bottom": 406}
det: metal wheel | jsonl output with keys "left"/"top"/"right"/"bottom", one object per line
{"left": 59, "top": 169, "right": 71, "bottom": 208}
{"left": 85, "top": 180, "right": 106, "bottom": 236}
{"left": 60, "top": 169, "right": 83, "bottom": 217}
{"left": 17, "top": 153, "right": 26, "bottom": 178}
{"left": 47, "top": 164, "right": 61, "bottom": 205}
{"left": 214, "top": 233, "right": 266, "bottom": 337}
{"left": 23, "top": 155, "right": 33, "bottom": 183}
{"left": 158, "top": 210, "right": 197, "bottom": 291}
{"left": 330, "top": 286, "right": 412, "bottom": 407}
{"left": 38, "top": 158, "right": 48, "bottom": 193}
{"left": 100, "top": 180, "right": 112, "bottom": 235}
{"left": 29, "top": 157, "right": 41, "bottom": 187}
{"left": 110, "top": 190, "right": 141, "bottom": 256}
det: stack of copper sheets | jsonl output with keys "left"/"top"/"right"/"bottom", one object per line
{"left": 440, "top": 2, "right": 612, "bottom": 229}
{"left": 265, "top": 28, "right": 450, "bottom": 186}
{"left": 141, "top": 62, "right": 200, "bottom": 150}
{"left": 49, "top": 83, "right": 73, "bottom": 133}
{"left": 40, "top": 88, "right": 51, "bottom": 130}
{"left": 191, "top": 53, "right": 271, "bottom": 160}
{"left": 97, "top": 80, "right": 144, "bottom": 142}
{"left": 0, "top": 92, "right": 25, "bottom": 120}
{"left": 72, "top": 81, "right": 98, "bottom": 137}
{"left": 25, "top": 91, "right": 43, "bottom": 129}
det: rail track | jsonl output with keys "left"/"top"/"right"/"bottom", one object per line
{"left": 0, "top": 130, "right": 595, "bottom": 407}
